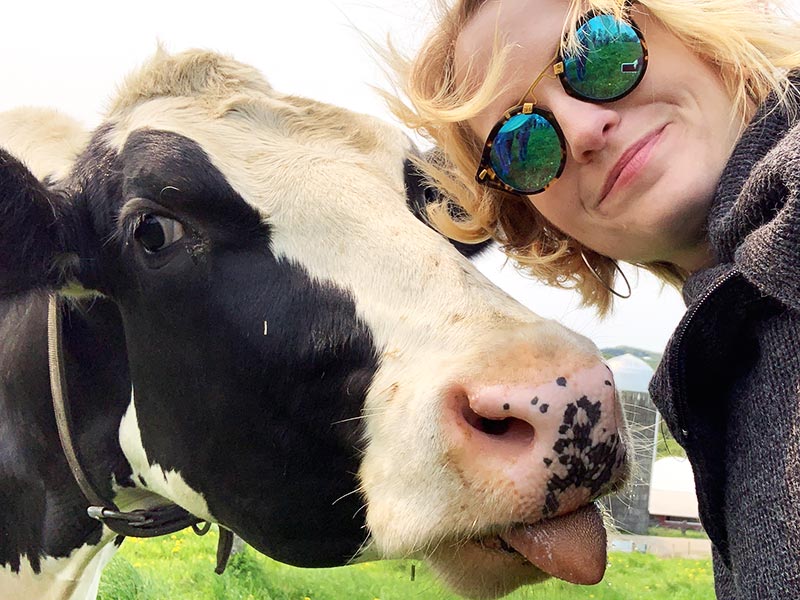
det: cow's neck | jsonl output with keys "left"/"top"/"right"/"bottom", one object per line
{"left": 0, "top": 292, "right": 147, "bottom": 599}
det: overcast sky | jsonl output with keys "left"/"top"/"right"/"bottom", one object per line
{"left": 1, "top": 0, "right": 740, "bottom": 353}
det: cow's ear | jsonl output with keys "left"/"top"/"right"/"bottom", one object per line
{"left": 403, "top": 153, "right": 492, "bottom": 258}
{"left": 0, "top": 148, "right": 86, "bottom": 297}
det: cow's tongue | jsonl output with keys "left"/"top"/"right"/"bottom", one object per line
{"left": 499, "top": 503, "right": 607, "bottom": 585}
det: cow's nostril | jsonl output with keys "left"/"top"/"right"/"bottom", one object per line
{"left": 461, "top": 405, "right": 511, "bottom": 435}
{"left": 461, "top": 405, "right": 535, "bottom": 445}
{"left": 479, "top": 417, "right": 512, "bottom": 436}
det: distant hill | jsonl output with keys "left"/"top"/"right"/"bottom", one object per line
{"left": 601, "top": 345, "right": 663, "bottom": 370}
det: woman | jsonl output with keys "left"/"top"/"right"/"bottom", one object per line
{"left": 390, "top": 0, "right": 800, "bottom": 597}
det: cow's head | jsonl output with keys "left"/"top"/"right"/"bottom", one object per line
{"left": 0, "top": 50, "right": 628, "bottom": 598}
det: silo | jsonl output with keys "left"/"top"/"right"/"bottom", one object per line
{"left": 600, "top": 354, "right": 657, "bottom": 535}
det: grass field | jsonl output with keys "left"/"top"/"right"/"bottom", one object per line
{"left": 647, "top": 526, "right": 707, "bottom": 540}
{"left": 98, "top": 529, "right": 714, "bottom": 600}
{"left": 655, "top": 429, "right": 687, "bottom": 460}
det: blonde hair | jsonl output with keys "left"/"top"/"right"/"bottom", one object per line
{"left": 387, "top": 0, "right": 800, "bottom": 315}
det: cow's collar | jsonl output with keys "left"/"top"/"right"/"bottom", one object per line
{"left": 46, "top": 294, "right": 234, "bottom": 571}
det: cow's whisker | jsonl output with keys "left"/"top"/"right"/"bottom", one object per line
{"left": 330, "top": 411, "right": 383, "bottom": 426}
{"left": 331, "top": 487, "right": 361, "bottom": 506}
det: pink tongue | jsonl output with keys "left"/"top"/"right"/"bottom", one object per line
{"left": 499, "top": 503, "right": 607, "bottom": 585}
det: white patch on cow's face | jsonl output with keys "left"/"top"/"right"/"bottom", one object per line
{"left": 118, "top": 391, "right": 214, "bottom": 522}
{"left": 0, "top": 537, "right": 117, "bottom": 600}
{"left": 101, "top": 53, "right": 613, "bottom": 571}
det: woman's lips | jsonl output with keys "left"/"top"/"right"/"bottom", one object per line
{"left": 598, "top": 125, "right": 666, "bottom": 205}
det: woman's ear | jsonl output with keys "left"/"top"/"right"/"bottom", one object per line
{"left": 0, "top": 148, "right": 87, "bottom": 297}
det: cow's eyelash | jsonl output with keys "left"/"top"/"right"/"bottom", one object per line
{"left": 116, "top": 199, "right": 184, "bottom": 243}
{"left": 115, "top": 209, "right": 150, "bottom": 245}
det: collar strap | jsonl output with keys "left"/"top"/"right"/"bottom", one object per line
{"left": 46, "top": 295, "right": 230, "bottom": 550}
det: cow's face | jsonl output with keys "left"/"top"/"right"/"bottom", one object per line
{"left": 0, "top": 51, "right": 628, "bottom": 599}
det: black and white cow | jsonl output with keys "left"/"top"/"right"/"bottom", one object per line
{"left": 0, "top": 50, "right": 628, "bottom": 600}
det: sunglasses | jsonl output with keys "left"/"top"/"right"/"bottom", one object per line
{"left": 475, "top": 12, "right": 648, "bottom": 196}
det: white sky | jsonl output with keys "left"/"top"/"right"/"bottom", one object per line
{"left": 4, "top": 0, "right": 760, "bottom": 354}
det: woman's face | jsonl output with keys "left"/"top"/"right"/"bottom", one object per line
{"left": 457, "top": 0, "right": 744, "bottom": 271}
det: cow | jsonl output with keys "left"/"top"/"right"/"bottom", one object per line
{"left": 0, "top": 49, "right": 628, "bottom": 600}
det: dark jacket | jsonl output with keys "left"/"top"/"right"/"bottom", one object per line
{"left": 650, "top": 92, "right": 800, "bottom": 598}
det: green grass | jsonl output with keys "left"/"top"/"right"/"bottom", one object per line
{"left": 655, "top": 426, "right": 687, "bottom": 460}
{"left": 492, "top": 121, "right": 563, "bottom": 192}
{"left": 563, "top": 41, "right": 643, "bottom": 99}
{"left": 647, "top": 527, "right": 708, "bottom": 540}
{"left": 508, "top": 126, "right": 562, "bottom": 188}
{"left": 98, "top": 529, "right": 714, "bottom": 600}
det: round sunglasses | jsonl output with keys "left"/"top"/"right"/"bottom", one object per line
{"left": 475, "top": 12, "right": 648, "bottom": 196}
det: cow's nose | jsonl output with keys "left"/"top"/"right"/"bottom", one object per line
{"left": 444, "top": 361, "right": 625, "bottom": 518}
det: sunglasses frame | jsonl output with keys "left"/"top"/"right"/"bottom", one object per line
{"left": 477, "top": 105, "right": 568, "bottom": 195}
{"left": 475, "top": 11, "right": 649, "bottom": 196}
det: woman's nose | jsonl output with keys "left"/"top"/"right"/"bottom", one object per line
{"left": 551, "top": 94, "right": 620, "bottom": 163}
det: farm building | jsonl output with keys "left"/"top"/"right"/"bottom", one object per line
{"left": 603, "top": 354, "right": 657, "bottom": 534}
{"left": 602, "top": 353, "right": 703, "bottom": 533}
{"left": 649, "top": 457, "right": 702, "bottom": 530}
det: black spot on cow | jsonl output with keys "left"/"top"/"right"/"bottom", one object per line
{"left": 503, "top": 403, "right": 510, "bottom": 411}
{"left": 531, "top": 396, "right": 539, "bottom": 406}
{"left": 556, "top": 377, "right": 567, "bottom": 387}
{"left": 541, "top": 395, "right": 622, "bottom": 517}
{"left": 539, "top": 404, "right": 549, "bottom": 414}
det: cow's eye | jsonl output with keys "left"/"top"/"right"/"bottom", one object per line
{"left": 134, "top": 214, "right": 185, "bottom": 253}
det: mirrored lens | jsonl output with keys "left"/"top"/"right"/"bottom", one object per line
{"left": 562, "top": 14, "right": 644, "bottom": 101}
{"left": 489, "top": 112, "right": 563, "bottom": 193}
